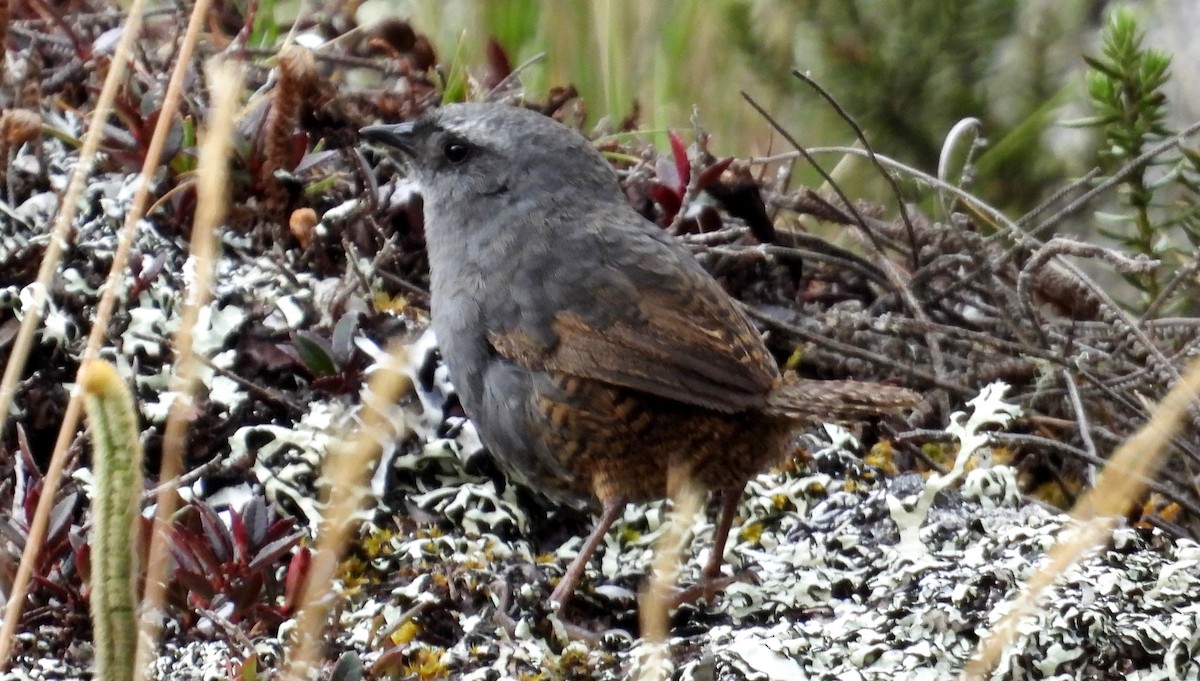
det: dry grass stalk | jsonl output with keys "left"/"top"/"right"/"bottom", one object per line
{"left": 0, "top": 0, "right": 153, "bottom": 665}
{"left": 281, "top": 341, "right": 412, "bottom": 679}
{"left": 635, "top": 471, "right": 705, "bottom": 681}
{"left": 962, "top": 355, "right": 1200, "bottom": 679}
{"left": 131, "top": 55, "right": 243, "bottom": 679}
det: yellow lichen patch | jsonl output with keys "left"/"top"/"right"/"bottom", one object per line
{"left": 373, "top": 291, "right": 415, "bottom": 316}
{"left": 1138, "top": 493, "right": 1181, "bottom": 528}
{"left": 401, "top": 647, "right": 450, "bottom": 680}
{"left": 481, "top": 541, "right": 497, "bottom": 562}
{"left": 864, "top": 440, "right": 898, "bottom": 476}
{"left": 546, "top": 643, "right": 591, "bottom": 678}
{"left": 738, "top": 520, "right": 764, "bottom": 545}
{"left": 390, "top": 620, "right": 420, "bottom": 646}
{"left": 783, "top": 346, "right": 805, "bottom": 371}
{"left": 776, "top": 446, "right": 812, "bottom": 475}
{"left": 361, "top": 528, "right": 397, "bottom": 559}
{"left": 336, "top": 556, "right": 371, "bottom": 594}
{"left": 920, "top": 442, "right": 957, "bottom": 472}
{"left": 1028, "top": 476, "right": 1085, "bottom": 509}
{"left": 989, "top": 446, "right": 1016, "bottom": 467}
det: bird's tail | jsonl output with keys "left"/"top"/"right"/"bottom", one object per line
{"left": 766, "top": 376, "right": 920, "bottom": 422}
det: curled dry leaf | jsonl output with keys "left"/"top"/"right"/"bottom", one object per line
{"left": 289, "top": 207, "right": 319, "bottom": 247}
{"left": 0, "top": 109, "right": 42, "bottom": 146}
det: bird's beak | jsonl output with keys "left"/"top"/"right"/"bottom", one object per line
{"left": 360, "top": 122, "right": 417, "bottom": 155}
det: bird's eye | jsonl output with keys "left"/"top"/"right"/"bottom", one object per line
{"left": 443, "top": 141, "right": 470, "bottom": 164}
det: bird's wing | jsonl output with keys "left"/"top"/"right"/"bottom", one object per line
{"left": 488, "top": 215, "right": 778, "bottom": 413}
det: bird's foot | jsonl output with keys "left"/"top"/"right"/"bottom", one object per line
{"left": 667, "top": 569, "right": 758, "bottom": 608}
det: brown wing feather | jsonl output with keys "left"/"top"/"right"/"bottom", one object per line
{"left": 490, "top": 279, "right": 779, "bottom": 413}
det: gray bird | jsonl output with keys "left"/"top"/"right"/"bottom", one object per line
{"left": 362, "top": 103, "right": 917, "bottom": 610}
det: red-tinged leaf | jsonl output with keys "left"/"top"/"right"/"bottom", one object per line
{"left": 283, "top": 546, "right": 311, "bottom": 613}
{"left": 167, "top": 533, "right": 202, "bottom": 575}
{"left": 410, "top": 36, "right": 437, "bottom": 72}
{"left": 232, "top": 571, "right": 266, "bottom": 613}
{"left": 21, "top": 479, "right": 42, "bottom": 526}
{"left": 15, "top": 423, "right": 41, "bottom": 487}
{"left": 230, "top": 510, "right": 249, "bottom": 564}
{"left": 648, "top": 183, "right": 682, "bottom": 224}
{"left": 243, "top": 496, "right": 269, "bottom": 548}
{"left": 196, "top": 501, "right": 235, "bottom": 564}
{"left": 168, "top": 544, "right": 217, "bottom": 604}
{"left": 173, "top": 526, "right": 223, "bottom": 581}
{"left": 247, "top": 529, "right": 305, "bottom": 573}
{"left": 697, "top": 157, "right": 734, "bottom": 190}
{"left": 175, "top": 565, "right": 217, "bottom": 602}
{"left": 110, "top": 97, "right": 143, "bottom": 142}
{"left": 130, "top": 252, "right": 168, "bottom": 300}
{"left": 668, "top": 130, "right": 690, "bottom": 188}
{"left": 32, "top": 575, "right": 74, "bottom": 602}
{"left": 71, "top": 536, "right": 91, "bottom": 584}
{"left": 289, "top": 131, "right": 309, "bottom": 169}
{"left": 44, "top": 544, "right": 73, "bottom": 576}
{"left": 483, "top": 37, "right": 512, "bottom": 90}
{"left": 263, "top": 516, "right": 298, "bottom": 544}
{"left": 47, "top": 492, "right": 79, "bottom": 545}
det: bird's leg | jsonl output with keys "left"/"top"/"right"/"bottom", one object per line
{"left": 669, "top": 486, "right": 749, "bottom": 606}
{"left": 549, "top": 497, "right": 627, "bottom": 610}
{"left": 702, "top": 486, "right": 742, "bottom": 580}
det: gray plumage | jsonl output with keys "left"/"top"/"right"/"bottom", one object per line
{"left": 362, "top": 103, "right": 918, "bottom": 608}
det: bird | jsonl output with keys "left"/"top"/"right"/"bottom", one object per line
{"left": 361, "top": 103, "right": 918, "bottom": 610}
